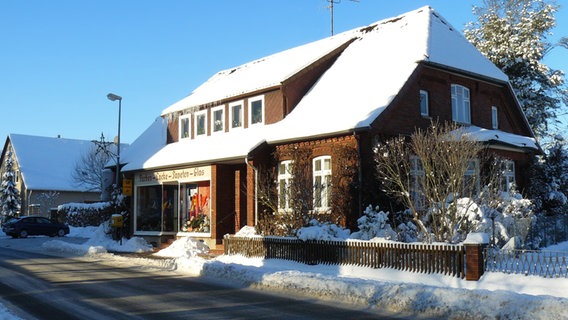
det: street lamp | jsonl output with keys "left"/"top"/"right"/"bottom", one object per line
{"left": 107, "top": 93, "right": 122, "bottom": 212}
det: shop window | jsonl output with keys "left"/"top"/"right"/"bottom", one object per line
{"left": 180, "top": 181, "right": 211, "bottom": 233}
{"left": 179, "top": 114, "right": 191, "bottom": 140}
{"left": 136, "top": 185, "right": 162, "bottom": 232}
{"left": 278, "top": 160, "right": 293, "bottom": 211}
{"left": 313, "top": 156, "right": 331, "bottom": 211}
{"left": 230, "top": 101, "right": 243, "bottom": 130}
{"left": 249, "top": 96, "right": 264, "bottom": 126}
{"left": 451, "top": 84, "right": 471, "bottom": 124}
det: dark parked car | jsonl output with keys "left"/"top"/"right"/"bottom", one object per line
{"left": 2, "top": 216, "right": 70, "bottom": 238}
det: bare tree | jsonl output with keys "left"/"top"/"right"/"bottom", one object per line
{"left": 375, "top": 122, "right": 486, "bottom": 243}
{"left": 72, "top": 133, "right": 115, "bottom": 192}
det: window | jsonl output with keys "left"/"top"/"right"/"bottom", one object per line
{"left": 451, "top": 84, "right": 471, "bottom": 124}
{"left": 194, "top": 110, "right": 207, "bottom": 137}
{"left": 211, "top": 106, "right": 225, "bottom": 133}
{"left": 313, "top": 156, "right": 332, "bottom": 211}
{"left": 491, "top": 106, "right": 499, "bottom": 129}
{"left": 410, "top": 156, "right": 425, "bottom": 210}
{"left": 278, "top": 160, "right": 293, "bottom": 211}
{"left": 179, "top": 115, "right": 191, "bottom": 139}
{"left": 500, "top": 160, "right": 516, "bottom": 192}
{"left": 230, "top": 101, "right": 243, "bottom": 130}
{"left": 420, "top": 90, "right": 429, "bottom": 116}
{"left": 249, "top": 96, "right": 264, "bottom": 126}
{"left": 463, "top": 160, "right": 480, "bottom": 196}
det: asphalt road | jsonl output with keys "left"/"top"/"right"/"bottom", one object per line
{"left": 0, "top": 237, "right": 401, "bottom": 320}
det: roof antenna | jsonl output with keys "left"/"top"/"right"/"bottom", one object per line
{"left": 327, "top": 0, "right": 359, "bottom": 36}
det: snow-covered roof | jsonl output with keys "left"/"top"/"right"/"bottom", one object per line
{"left": 124, "top": 6, "right": 524, "bottom": 172}
{"left": 460, "top": 126, "right": 538, "bottom": 150}
{"left": 120, "top": 117, "right": 169, "bottom": 171}
{"left": 8, "top": 134, "right": 100, "bottom": 192}
{"left": 161, "top": 32, "right": 355, "bottom": 115}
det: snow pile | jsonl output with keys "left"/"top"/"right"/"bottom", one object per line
{"left": 350, "top": 205, "right": 397, "bottom": 240}
{"left": 41, "top": 224, "right": 153, "bottom": 255}
{"left": 154, "top": 236, "right": 209, "bottom": 258}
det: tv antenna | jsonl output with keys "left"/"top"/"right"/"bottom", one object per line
{"left": 326, "top": 0, "right": 359, "bottom": 36}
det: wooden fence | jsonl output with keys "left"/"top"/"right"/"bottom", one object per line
{"left": 224, "top": 235, "right": 467, "bottom": 278}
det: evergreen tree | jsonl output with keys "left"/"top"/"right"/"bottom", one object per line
{"left": 1, "top": 150, "right": 21, "bottom": 217}
{"left": 464, "top": 0, "right": 567, "bottom": 138}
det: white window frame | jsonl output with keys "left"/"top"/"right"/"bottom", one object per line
{"left": 491, "top": 106, "right": 499, "bottom": 130}
{"left": 248, "top": 95, "right": 265, "bottom": 126}
{"left": 451, "top": 84, "right": 471, "bottom": 124}
{"left": 420, "top": 90, "right": 429, "bottom": 117}
{"left": 500, "top": 160, "right": 516, "bottom": 192}
{"left": 229, "top": 101, "right": 244, "bottom": 130}
{"left": 463, "top": 159, "right": 480, "bottom": 196}
{"left": 313, "top": 156, "right": 332, "bottom": 212}
{"left": 410, "top": 156, "right": 425, "bottom": 210}
{"left": 211, "top": 105, "right": 225, "bottom": 134}
{"left": 179, "top": 114, "right": 191, "bottom": 140}
{"left": 277, "top": 160, "right": 293, "bottom": 212}
{"left": 194, "top": 110, "right": 207, "bottom": 137}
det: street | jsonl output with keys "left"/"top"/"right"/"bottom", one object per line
{"left": 0, "top": 237, "right": 396, "bottom": 320}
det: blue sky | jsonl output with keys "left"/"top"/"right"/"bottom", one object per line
{"left": 1, "top": 1, "right": 567, "bottom": 144}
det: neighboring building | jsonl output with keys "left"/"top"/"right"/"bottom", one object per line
{"left": 120, "top": 7, "right": 539, "bottom": 249}
{"left": 0, "top": 134, "right": 110, "bottom": 216}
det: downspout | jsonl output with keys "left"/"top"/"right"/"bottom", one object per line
{"left": 245, "top": 156, "right": 258, "bottom": 225}
{"left": 353, "top": 129, "right": 364, "bottom": 217}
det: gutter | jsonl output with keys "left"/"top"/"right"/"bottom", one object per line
{"left": 245, "top": 156, "right": 258, "bottom": 225}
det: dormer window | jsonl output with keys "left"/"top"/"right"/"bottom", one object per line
{"left": 451, "top": 84, "right": 470, "bottom": 124}
{"left": 211, "top": 105, "right": 225, "bottom": 133}
{"left": 230, "top": 101, "right": 243, "bottom": 130}
{"left": 179, "top": 114, "right": 191, "bottom": 140}
{"left": 249, "top": 96, "right": 264, "bottom": 126}
{"left": 194, "top": 110, "right": 207, "bottom": 137}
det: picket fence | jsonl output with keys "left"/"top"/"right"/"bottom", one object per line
{"left": 223, "top": 235, "right": 466, "bottom": 278}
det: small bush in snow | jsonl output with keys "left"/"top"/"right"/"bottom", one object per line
{"left": 296, "top": 219, "right": 350, "bottom": 241}
{"left": 350, "top": 205, "right": 397, "bottom": 241}
{"left": 58, "top": 202, "right": 114, "bottom": 227}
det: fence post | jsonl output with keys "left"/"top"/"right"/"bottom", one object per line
{"left": 464, "top": 233, "right": 489, "bottom": 281}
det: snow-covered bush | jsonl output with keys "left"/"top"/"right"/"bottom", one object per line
{"left": 350, "top": 205, "right": 397, "bottom": 241}
{"left": 58, "top": 202, "right": 113, "bottom": 227}
{"left": 296, "top": 219, "right": 350, "bottom": 241}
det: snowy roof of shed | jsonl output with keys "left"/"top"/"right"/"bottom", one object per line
{"left": 7, "top": 134, "right": 98, "bottom": 192}
{"left": 122, "top": 6, "right": 534, "bottom": 172}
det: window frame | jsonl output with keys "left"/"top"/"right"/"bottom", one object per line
{"left": 410, "top": 156, "right": 426, "bottom": 210}
{"left": 463, "top": 159, "right": 480, "bottom": 196}
{"left": 420, "top": 90, "right": 429, "bottom": 117}
{"left": 248, "top": 95, "right": 265, "bottom": 126}
{"left": 194, "top": 110, "right": 208, "bottom": 137}
{"left": 179, "top": 114, "right": 192, "bottom": 140}
{"left": 277, "top": 160, "right": 293, "bottom": 212}
{"left": 451, "top": 84, "right": 471, "bottom": 124}
{"left": 313, "top": 156, "right": 332, "bottom": 212}
{"left": 229, "top": 101, "right": 244, "bottom": 130}
{"left": 500, "top": 160, "right": 516, "bottom": 193}
{"left": 491, "top": 106, "right": 499, "bottom": 130}
{"left": 211, "top": 105, "right": 225, "bottom": 134}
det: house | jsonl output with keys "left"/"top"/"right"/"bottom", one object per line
{"left": 0, "top": 134, "right": 114, "bottom": 216}
{"left": 120, "top": 6, "right": 539, "bottom": 249}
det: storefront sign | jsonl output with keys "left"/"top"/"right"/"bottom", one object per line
{"left": 135, "top": 166, "right": 211, "bottom": 185}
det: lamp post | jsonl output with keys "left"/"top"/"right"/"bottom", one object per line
{"left": 107, "top": 93, "right": 122, "bottom": 212}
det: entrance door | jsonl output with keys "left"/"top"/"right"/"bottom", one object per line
{"left": 162, "top": 184, "right": 178, "bottom": 232}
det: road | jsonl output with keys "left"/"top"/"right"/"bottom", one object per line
{"left": 0, "top": 237, "right": 398, "bottom": 320}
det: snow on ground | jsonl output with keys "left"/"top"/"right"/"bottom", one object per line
{"left": 1, "top": 226, "right": 568, "bottom": 319}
